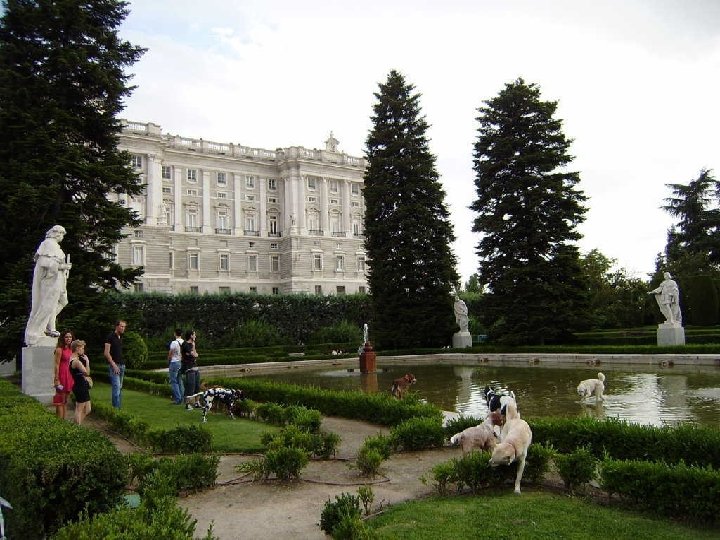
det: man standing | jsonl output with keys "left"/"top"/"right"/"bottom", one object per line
{"left": 104, "top": 320, "right": 127, "bottom": 408}
{"left": 167, "top": 328, "right": 184, "bottom": 404}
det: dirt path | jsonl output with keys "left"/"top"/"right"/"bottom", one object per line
{"left": 181, "top": 417, "right": 461, "bottom": 539}
{"left": 83, "top": 412, "right": 462, "bottom": 539}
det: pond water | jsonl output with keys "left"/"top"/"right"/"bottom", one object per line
{"left": 244, "top": 362, "right": 720, "bottom": 428}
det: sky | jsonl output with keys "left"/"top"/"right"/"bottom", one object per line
{"left": 118, "top": 0, "right": 720, "bottom": 284}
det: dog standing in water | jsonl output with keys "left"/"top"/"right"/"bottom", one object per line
{"left": 391, "top": 373, "right": 416, "bottom": 399}
{"left": 577, "top": 372, "right": 606, "bottom": 402}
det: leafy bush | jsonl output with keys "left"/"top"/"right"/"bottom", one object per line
{"left": 261, "top": 425, "right": 339, "bottom": 459}
{"left": 332, "top": 513, "right": 375, "bottom": 539}
{"left": 427, "top": 460, "right": 458, "bottom": 495}
{"left": 284, "top": 405, "right": 322, "bottom": 433}
{"left": 137, "top": 453, "right": 220, "bottom": 496}
{"left": 444, "top": 415, "right": 482, "bottom": 439}
{"left": 530, "top": 417, "right": 720, "bottom": 468}
{"left": 358, "top": 485, "right": 374, "bottom": 515}
{"left": 145, "top": 424, "right": 212, "bottom": 454}
{"left": 523, "top": 443, "right": 554, "bottom": 485}
{"left": 356, "top": 447, "right": 384, "bottom": 478}
{"left": 123, "top": 330, "right": 149, "bottom": 369}
{"left": 230, "top": 319, "right": 286, "bottom": 348}
{"left": 308, "top": 320, "right": 362, "bottom": 345}
{"left": 390, "top": 417, "right": 446, "bottom": 451}
{"left": 263, "top": 446, "right": 309, "bottom": 480}
{"left": 255, "top": 402, "right": 286, "bottom": 425}
{"left": 0, "top": 380, "right": 128, "bottom": 539}
{"left": 361, "top": 434, "right": 393, "bottom": 460}
{"left": 316, "top": 431, "right": 341, "bottom": 459}
{"left": 555, "top": 446, "right": 598, "bottom": 492}
{"left": 320, "top": 492, "right": 362, "bottom": 535}
{"left": 600, "top": 458, "right": 720, "bottom": 524}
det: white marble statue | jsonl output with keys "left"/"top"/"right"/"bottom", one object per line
{"left": 453, "top": 293, "right": 469, "bottom": 333}
{"left": 363, "top": 323, "right": 369, "bottom": 344}
{"left": 648, "top": 271, "right": 682, "bottom": 325}
{"left": 24, "top": 225, "right": 72, "bottom": 346}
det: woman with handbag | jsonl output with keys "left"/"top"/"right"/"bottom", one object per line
{"left": 69, "top": 339, "right": 92, "bottom": 425}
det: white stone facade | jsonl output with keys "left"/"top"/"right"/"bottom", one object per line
{"left": 116, "top": 121, "right": 368, "bottom": 295}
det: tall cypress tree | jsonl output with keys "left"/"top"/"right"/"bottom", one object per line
{"left": 363, "top": 70, "right": 458, "bottom": 348}
{"left": 0, "top": 0, "right": 145, "bottom": 360}
{"left": 471, "top": 78, "right": 588, "bottom": 344}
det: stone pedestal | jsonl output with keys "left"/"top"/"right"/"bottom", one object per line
{"left": 360, "top": 372, "right": 378, "bottom": 393}
{"left": 657, "top": 323, "right": 685, "bottom": 346}
{"left": 452, "top": 331, "right": 472, "bottom": 349}
{"left": 22, "top": 340, "right": 56, "bottom": 404}
{"left": 359, "top": 342, "right": 376, "bottom": 374}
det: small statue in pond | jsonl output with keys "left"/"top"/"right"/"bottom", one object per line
{"left": 648, "top": 271, "right": 682, "bottom": 325}
{"left": 25, "top": 225, "right": 72, "bottom": 346}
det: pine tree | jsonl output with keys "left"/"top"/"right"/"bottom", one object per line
{"left": 363, "top": 70, "right": 459, "bottom": 348}
{"left": 663, "top": 169, "right": 720, "bottom": 265}
{"left": 471, "top": 78, "right": 588, "bottom": 344}
{"left": 0, "top": 0, "right": 145, "bottom": 360}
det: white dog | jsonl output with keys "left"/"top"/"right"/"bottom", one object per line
{"left": 450, "top": 411, "right": 503, "bottom": 454}
{"left": 489, "top": 402, "right": 532, "bottom": 494}
{"left": 577, "top": 372, "right": 605, "bottom": 401}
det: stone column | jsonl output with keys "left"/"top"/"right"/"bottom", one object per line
{"left": 342, "top": 179, "right": 352, "bottom": 237}
{"left": 259, "top": 177, "right": 267, "bottom": 237}
{"left": 321, "top": 177, "right": 329, "bottom": 235}
{"left": 201, "top": 170, "right": 211, "bottom": 233}
{"left": 173, "top": 168, "right": 183, "bottom": 231}
{"left": 146, "top": 154, "right": 162, "bottom": 225}
{"left": 233, "top": 172, "right": 243, "bottom": 236}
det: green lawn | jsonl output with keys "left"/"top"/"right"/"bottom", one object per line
{"left": 91, "top": 382, "right": 276, "bottom": 452}
{"left": 368, "top": 492, "right": 719, "bottom": 539}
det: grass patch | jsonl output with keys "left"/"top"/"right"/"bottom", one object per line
{"left": 90, "top": 383, "right": 276, "bottom": 452}
{"left": 368, "top": 492, "right": 720, "bottom": 539}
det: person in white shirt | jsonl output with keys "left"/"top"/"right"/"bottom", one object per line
{"left": 167, "top": 328, "right": 184, "bottom": 404}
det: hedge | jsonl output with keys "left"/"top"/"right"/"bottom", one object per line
{"left": 0, "top": 379, "right": 127, "bottom": 539}
{"left": 530, "top": 417, "right": 720, "bottom": 468}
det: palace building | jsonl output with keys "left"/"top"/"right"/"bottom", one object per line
{"left": 116, "top": 121, "right": 368, "bottom": 295}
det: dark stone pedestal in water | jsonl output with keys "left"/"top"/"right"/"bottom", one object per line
{"left": 359, "top": 342, "right": 376, "bottom": 374}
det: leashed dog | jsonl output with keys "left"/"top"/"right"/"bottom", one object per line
{"left": 450, "top": 410, "right": 503, "bottom": 454}
{"left": 185, "top": 387, "right": 245, "bottom": 422}
{"left": 577, "top": 372, "right": 606, "bottom": 402}
{"left": 391, "top": 373, "right": 417, "bottom": 399}
{"left": 489, "top": 402, "right": 532, "bottom": 494}
{"left": 483, "top": 385, "right": 517, "bottom": 415}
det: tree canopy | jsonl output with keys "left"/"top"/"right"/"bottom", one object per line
{"left": 0, "top": 0, "right": 145, "bottom": 360}
{"left": 471, "top": 78, "right": 588, "bottom": 344}
{"left": 363, "top": 70, "right": 459, "bottom": 348}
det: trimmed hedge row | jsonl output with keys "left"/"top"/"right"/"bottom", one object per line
{"left": 0, "top": 379, "right": 127, "bottom": 540}
{"left": 530, "top": 417, "right": 720, "bottom": 469}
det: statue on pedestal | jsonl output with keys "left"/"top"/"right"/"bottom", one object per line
{"left": 648, "top": 272, "right": 682, "bottom": 325}
{"left": 453, "top": 292, "right": 469, "bottom": 333}
{"left": 24, "top": 225, "right": 72, "bottom": 346}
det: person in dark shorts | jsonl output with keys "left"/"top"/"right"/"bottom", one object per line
{"left": 69, "top": 339, "right": 92, "bottom": 425}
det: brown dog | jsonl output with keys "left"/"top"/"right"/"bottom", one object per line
{"left": 391, "top": 373, "right": 417, "bottom": 399}
{"left": 450, "top": 410, "right": 503, "bottom": 454}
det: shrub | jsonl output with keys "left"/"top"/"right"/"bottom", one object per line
{"left": 123, "top": 330, "right": 149, "bottom": 369}
{"left": 332, "top": 513, "right": 375, "bottom": 539}
{"left": 255, "top": 402, "right": 286, "bottom": 425}
{"left": 444, "top": 415, "right": 482, "bottom": 439}
{"left": 309, "top": 320, "right": 362, "bottom": 345}
{"left": 356, "top": 447, "right": 384, "bottom": 478}
{"left": 263, "top": 446, "right": 309, "bottom": 480}
{"left": 231, "top": 319, "right": 286, "bottom": 348}
{"left": 523, "top": 443, "right": 554, "bottom": 485}
{"left": 145, "top": 424, "right": 212, "bottom": 454}
{"left": 555, "top": 446, "right": 598, "bottom": 492}
{"left": 137, "top": 454, "right": 220, "bottom": 496}
{"left": 320, "top": 492, "right": 362, "bottom": 535}
{"left": 284, "top": 405, "right": 322, "bottom": 433}
{"left": 316, "top": 431, "right": 341, "bottom": 459}
{"left": 427, "top": 460, "right": 458, "bottom": 495}
{"left": 600, "top": 458, "right": 720, "bottom": 524}
{"left": 390, "top": 417, "right": 445, "bottom": 451}
{"left": 358, "top": 485, "right": 374, "bottom": 515}
{"left": 362, "top": 434, "right": 393, "bottom": 460}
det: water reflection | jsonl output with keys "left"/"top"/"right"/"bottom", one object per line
{"left": 242, "top": 363, "right": 720, "bottom": 428}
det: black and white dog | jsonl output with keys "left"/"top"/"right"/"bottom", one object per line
{"left": 186, "top": 387, "right": 245, "bottom": 423}
{"left": 483, "top": 385, "right": 517, "bottom": 417}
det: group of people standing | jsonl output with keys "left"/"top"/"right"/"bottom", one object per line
{"left": 167, "top": 328, "right": 201, "bottom": 410}
{"left": 52, "top": 319, "right": 128, "bottom": 424}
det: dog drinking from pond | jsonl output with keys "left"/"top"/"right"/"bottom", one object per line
{"left": 391, "top": 373, "right": 416, "bottom": 399}
{"left": 489, "top": 402, "right": 532, "bottom": 494}
{"left": 577, "top": 372, "right": 605, "bottom": 402}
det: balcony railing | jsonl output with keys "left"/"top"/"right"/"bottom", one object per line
{"left": 215, "top": 228, "right": 232, "bottom": 235}
{"left": 244, "top": 230, "right": 260, "bottom": 237}
{"left": 268, "top": 232, "right": 282, "bottom": 238}
{"left": 332, "top": 231, "right": 346, "bottom": 238}
{"left": 309, "top": 229, "right": 323, "bottom": 236}
{"left": 354, "top": 233, "right": 364, "bottom": 239}
{"left": 185, "top": 226, "right": 202, "bottom": 233}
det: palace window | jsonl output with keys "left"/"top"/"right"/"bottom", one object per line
{"left": 162, "top": 165, "right": 172, "bottom": 179}
{"left": 131, "top": 155, "right": 142, "bottom": 169}
{"left": 268, "top": 178, "right": 277, "bottom": 190}
{"left": 246, "top": 175, "right": 255, "bottom": 189}
{"left": 248, "top": 254, "right": 258, "bottom": 272}
{"left": 131, "top": 245, "right": 145, "bottom": 266}
{"left": 217, "top": 171, "right": 227, "bottom": 185}
{"left": 189, "top": 253, "right": 199, "bottom": 270}
{"left": 187, "top": 169, "right": 197, "bottom": 182}
{"left": 219, "top": 253, "right": 230, "bottom": 271}
{"left": 270, "top": 255, "right": 279, "bottom": 272}
{"left": 335, "top": 255, "right": 345, "bottom": 272}
{"left": 313, "top": 253, "right": 322, "bottom": 271}
{"left": 351, "top": 183, "right": 360, "bottom": 195}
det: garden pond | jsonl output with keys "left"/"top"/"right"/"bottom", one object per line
{"left": 240, "top": 360, "right": 720, "bottom": 428}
